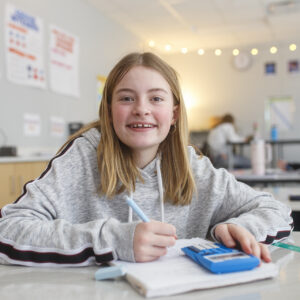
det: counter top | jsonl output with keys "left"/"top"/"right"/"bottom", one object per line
{"left": 0, "top": 155, "right": 53, "bottom": 163}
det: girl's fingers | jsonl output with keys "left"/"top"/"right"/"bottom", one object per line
{"left": 260, "top": 243, "right": 271, "bottom": 263}
{"left": 152, "top": 234, "right": 176, "bottom": 248}
{"left": 250, "top": 240, "right": 261, "bottom": 259}
{"left": 215, "top": 224, "right": 236, "bottom": 248}
{"left": 215, "top": 224, "right": 272, "bottom": 263}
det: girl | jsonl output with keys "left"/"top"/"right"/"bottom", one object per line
{"left": 0, "top": 52, "right": 293, "bottom": 266}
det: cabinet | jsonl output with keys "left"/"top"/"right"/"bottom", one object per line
{"left": 0, "top": 161, "right": 48, "bottom": 208}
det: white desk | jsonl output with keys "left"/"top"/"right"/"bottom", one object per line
{"left": 256, "top": 185, "right": 300, "bottom": 212}
{"left": 232, "top": 169, "right": 300, "bottom": 186}
{"left": 0, "top": 233, "right": 300, "bottom": 300}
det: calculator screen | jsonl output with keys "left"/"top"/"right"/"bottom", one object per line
{"left": 205, "top": 252, "right": 249, "bottom": 262}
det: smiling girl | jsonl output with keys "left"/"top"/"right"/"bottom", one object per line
{"left": 0, "top": 52, "right": 293, "bottom": 266}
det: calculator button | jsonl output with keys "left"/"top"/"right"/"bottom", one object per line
{"left": 187, "top": 246, "right": 200, "bottom": 253}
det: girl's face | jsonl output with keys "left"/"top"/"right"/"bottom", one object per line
{"left": 111, "top": 66, "right": 178, "bottom": 167}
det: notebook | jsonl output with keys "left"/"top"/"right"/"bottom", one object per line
{"left": 113, "top": 238, "right": 278, "bottom": 298}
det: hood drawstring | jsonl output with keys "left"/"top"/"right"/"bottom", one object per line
{"left": 128, "top": 191, "right": 133, "bottom": 222}
{"left": 127, "top": 157, "right": 165, "bottom": 223}
{"left": 156, "top": 157, "right": 165, "bottom": 222}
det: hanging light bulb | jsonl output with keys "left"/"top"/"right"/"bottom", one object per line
{"left": 251, "top": 48, "right": 258, "bottom": 55}
{"left": 165, "top": 44, "right": 171, "bottom": 51}
{"left": 232, "top": 49, "right": 239, "bottom": 56}
{"left": 197, "top": 49, "right": 205, "bottom": 55}
{"left": 215, "top": 49, "right": 222, "bottom": 56}
{"left": 289, "top": 43, "right": 297, "bottom": 51}
{"left": 270, "top": 46, "right": 278, "bottom": 54}
{"left": 148, "top": 40, "right": 155, "bottom": 48}
{"left": 181, "top": 47, "right": 188, "bottom": 54}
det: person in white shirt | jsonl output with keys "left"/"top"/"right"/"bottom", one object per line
{"left": 207, "top": 114, "right": 252, "bottom": 168}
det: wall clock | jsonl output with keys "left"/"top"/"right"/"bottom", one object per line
{"left": 233, "top": 52, "right": 252, "bottom": 71}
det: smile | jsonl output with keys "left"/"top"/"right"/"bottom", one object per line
{"left": 128, "top": 124, "right": 156, "bottom": 128}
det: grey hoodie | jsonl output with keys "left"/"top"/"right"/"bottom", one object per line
{"left": 0, "top": 128, "right": 293, "bottom": 266}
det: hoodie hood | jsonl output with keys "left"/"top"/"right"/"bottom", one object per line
{"left": 82, "top": 127, "right": 165, "bottom": 222}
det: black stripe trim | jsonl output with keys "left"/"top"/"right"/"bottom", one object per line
{"left": 262, "top": 228, "right": 293, "bottom": 244}
{"left": 0, "top": 240, "right": 113, "bottom": 264}
{"left": 13, "top": 137, "right": 80, "bottom": 205}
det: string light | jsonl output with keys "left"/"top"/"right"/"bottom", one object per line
{"left": 147, "top": 41, "right": 300, "bottom": 55}
{"left": 181, "top": 47, "right": 188, "bottom": 54}
{"left": 215, "top": 49, "right": 222, "bottom": 56}
{"left": 289, "top": 43, "right": 297, "bottom": 51}
{"left": 165, "top": 44, "right": 171, "bottom": 51}
{"left": 270, "top": 46, "right": 278, "bottom": 54}
{"left": 148, "top": 40, "right": 155, "bottom": 48}
{"left": 251, "top": 48, "right": 258, "bottom": 55}
{"left": 232, "top": 49, "right": 239, "bottom": 56}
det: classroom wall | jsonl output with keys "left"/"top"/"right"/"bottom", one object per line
{"left": 162, "top": 43, "right": 300, "bottom": 161}
{"left": 0, "top": 0, "right": 141, "bottom": 155}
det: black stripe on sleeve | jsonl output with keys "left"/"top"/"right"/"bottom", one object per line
{"left": 0, "top": 240, "right": 114, "bottom": 265}
{"left": 13, "top": 137, "right": 79, "bottom": 204}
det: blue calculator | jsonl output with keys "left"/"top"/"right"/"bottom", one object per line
{"left": 182, "top": 240, "right": 260, "bottom": 274}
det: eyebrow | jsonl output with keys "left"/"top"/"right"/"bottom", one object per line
{"left": 115, "top": 88, "right": 169, "bottom": 94}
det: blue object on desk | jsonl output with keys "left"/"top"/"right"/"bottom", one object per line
{"left": 182, "top": 240, "right": 259, "bottom": 274}
{"left": 125, "top": 196, "right": 150, "bottom": 222}
{"left": 95, "top": 265, "right": 126, "bottom": 280}
{"left": 270, "top": 125, "right": 278, "bottom": 141}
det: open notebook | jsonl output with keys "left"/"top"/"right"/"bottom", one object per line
{"left": 113, "top": 238, "right": 278, "bottom": 298}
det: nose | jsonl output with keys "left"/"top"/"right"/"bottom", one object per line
{"left": 132, "top": 99, "right": 150, "bottom": 116}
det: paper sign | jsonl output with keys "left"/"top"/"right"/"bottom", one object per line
{"left": 24, "top": 113, "right": 41, "bottom": 136}
{"left": 49, "top": 25, "right": 80, "bottom": 97}
{"left": 50, "top": 116, "right": 65, "bottom": 137}
{"left": 5, "top": 4, "right": 46, "bottom": 88}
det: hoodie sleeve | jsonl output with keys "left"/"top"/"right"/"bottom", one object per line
{"left": 189, "top": 148, "right": 293, "bottom": 244}
{"left": 0, "top": 137, "right": 137, "bottom": 267}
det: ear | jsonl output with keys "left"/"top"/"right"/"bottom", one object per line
{"left": 171, "top": 105, "right": 179, "bottom": 125}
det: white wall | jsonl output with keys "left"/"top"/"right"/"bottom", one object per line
{"left": 0, "top": 0, "right": 141, "bottom": 154}
{"left": 162, "top": 43, "right": 300, "bottom": 161}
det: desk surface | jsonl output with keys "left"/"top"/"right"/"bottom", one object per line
{"left": 232, "top": 169, "right": 300, "bottom": 185}
{"left": 0, "top": 233, "right": 300, "bottom": 300}
{"left": 255, "top": 185, "right": 300, "bottom": 212}
{"left": 228, "top": 139, "right": 300, "bottom": 145}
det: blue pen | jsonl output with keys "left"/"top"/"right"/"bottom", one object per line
{"left": 125, "top": 196, "right": 150, "bottom": 222}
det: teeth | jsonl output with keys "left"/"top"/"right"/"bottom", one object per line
{"left": 131, "top": 124, "right": 153, "bottom": 128}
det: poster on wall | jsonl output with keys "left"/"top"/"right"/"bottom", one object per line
{"left": 49, "top": 25, "right": 80, "bottom": 98}
{"left": 264, "top": 62, "right": 276, "bottom": 75}
{"left": 288, "top": 60, "right": 299, "bottom": 73}
{"left": 23, "top": 113, "right": 41, "bottom": 136}
{"left": 96, "top": 75, "right": 106, "bottom": 109}
{"left": 5, "top": 3, "right": 46, "bottom": 88}
{"left": 265, "top": 96, "right": 295, "bottom": 132}
{"left": 50, "top": 116, "right": 65, "bottom": 137}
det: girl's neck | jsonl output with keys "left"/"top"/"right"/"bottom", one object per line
{"left": 133, "top": 149, "right": 158, "bottom": 169}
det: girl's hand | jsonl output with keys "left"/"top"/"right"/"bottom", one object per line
{"left": 214, "top": 223, "right": 271, "bottom": 263}
{"left": 134, "top": 221, "right": 176, "bottom": 262}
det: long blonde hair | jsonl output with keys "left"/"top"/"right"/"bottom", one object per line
{"left": 61, "top": 52, "right": 195, "bottom": 205}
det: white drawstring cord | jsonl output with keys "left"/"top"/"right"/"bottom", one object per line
{"left": 127, "top": 156, "right": 165, "bottom": 223}
{"left": 128, "top": 191, "right": 133, "bottom": 222}
{"left": 156, "top": 157, "right": 165, "bottom": 222}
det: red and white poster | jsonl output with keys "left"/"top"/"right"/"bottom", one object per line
{"left": 5, "top": 3, "right": 46, "bottom": 88}
{"left": 49, "top": 25, "right": 80, "bottom": 98}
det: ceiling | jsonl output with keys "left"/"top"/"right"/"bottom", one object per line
{"left": 84, "top": 0, "right": 300, "bottom": 53}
